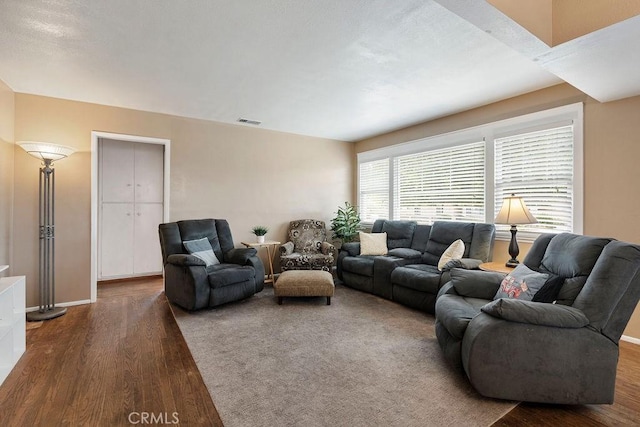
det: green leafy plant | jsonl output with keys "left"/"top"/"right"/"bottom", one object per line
{"left": 331, "top": 202, "right": 361, "bottom": 243}
{"left": 251, "top": 225, "right": 269, "bottom": 236}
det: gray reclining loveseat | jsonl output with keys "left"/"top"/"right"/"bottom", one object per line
{"left": 435, "top": 232, "right": 640, "bottom": 404}
{"left": 337, "top": 219, "right": 495, "bottom": 311}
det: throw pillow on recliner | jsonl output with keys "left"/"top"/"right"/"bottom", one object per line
{"left": 183, "top": 237, "right": 221, "bottom": 266}
{"left": 531, "top": 274, "right": 566, "bottom": 303}
{"left": 359, "top": 232, "right": 388, "bottom": 255}
{"left": 437, "top": 239, "right": 465, "bottom": 271}
{"left": 494, "top": 264, "right": 547, "bottom": 301}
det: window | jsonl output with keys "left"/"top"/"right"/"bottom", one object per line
{"left": 357, "top": 103, "right": 583, "bottom": 239}
{"left": 394, "top": 141, "right": 485, "bottom": 223}
{"left": 494, "top": 125, "right": 574, "bottom": 235}
{"left": 358, "top": 158, "right": 389, "bottom": 223}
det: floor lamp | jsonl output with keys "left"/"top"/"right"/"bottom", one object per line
{"left": 494, "top": 194, "right": 538, "bottom": 268}
{"left": 19, "top": 141, "right": 75, "bottom": 321}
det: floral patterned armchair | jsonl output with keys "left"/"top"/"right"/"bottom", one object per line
{"left": 279, "top": 219, "right": 335, "bottom": 272}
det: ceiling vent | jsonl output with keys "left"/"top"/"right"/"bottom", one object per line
{"left": 237, "top": 117, "right": 262, "bottom": 126}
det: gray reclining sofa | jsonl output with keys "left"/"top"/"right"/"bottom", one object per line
{"left": 435, "top": 233, "right": 640, "bottom": 404}
{"left": 337, "top": 219, "right": 495, "bottom": 312}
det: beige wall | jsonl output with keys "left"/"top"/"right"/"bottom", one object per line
{"left": 0, "top": 79, "right": 14, "bottom": 276}
{"left": 488, "top": 0, "right": 640, "bottom": 47}
{"left": 13, "top": 94, "right": 353, "bottom": 306}
{"left": 355, "top": 83, "right": 640, "bottom": 339}
{"left": 552, "top": 0, "right": 640, "bottom": 45}
{"left": 488, "top": 0, "right": 553, "bottom": 46}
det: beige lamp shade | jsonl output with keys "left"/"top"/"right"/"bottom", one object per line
{"left": 494, "top": 194, "right": 538, "bottom": 225}
{"left": 18, "top": 141, "right": 75, "bottom": 162}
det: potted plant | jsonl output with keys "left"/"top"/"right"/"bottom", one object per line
{"left": 330, "top": 202, "right": 361, "bottom": 245}
{"left": 251, "top": 225, "right": 269, "bottom": 243}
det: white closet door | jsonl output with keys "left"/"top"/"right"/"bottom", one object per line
{"left": 100, "top": 140, "right": 135, "bottom": 203}
{"left": 133, "top": 203, "right": 164, "bottom": 274}
{"left": 100, "top": 203, "right": 135, "bottom": 278}
{"left": 135, "top": 143, "right": 164, "bottom": 203}
{"left": 99, "top": 138, "right": 165, "bottom": 280}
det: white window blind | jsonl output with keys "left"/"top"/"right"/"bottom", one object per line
{"left": 394, "top": 141, "right": 485, "bottom": 223}
{"left": 494, "top": 125, "right": 574, "bottom": 234}
{"left": 358, "top": 158, "right": 389, "bottom": 223}
{"left": 356, "top": 104, "right": 582, "bottom": 236}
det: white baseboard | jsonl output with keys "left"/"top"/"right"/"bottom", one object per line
{"left": 620, "top": 335, "right": 640, "bottom": 345}
{"left": 26, "top": 299, "right": 92, "bottom": 312}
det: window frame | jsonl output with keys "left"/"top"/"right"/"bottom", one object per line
{"left": 356, "top": 103, "right": 584, "bottom": 242}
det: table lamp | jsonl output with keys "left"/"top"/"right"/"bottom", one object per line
{"left": 494, "top": 194, "right": 537, "bottom": 267}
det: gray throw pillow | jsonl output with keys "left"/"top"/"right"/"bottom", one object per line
{"left": 183, "top": 237, "right": 220, "bottom": 267}
{"left": 494, "top": 263, "right": 548, "bottom": 301}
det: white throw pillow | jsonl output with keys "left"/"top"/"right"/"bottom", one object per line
{"left": 359, "top": 232, "right": 388, "bottom": 256}
{"left": 437, "top": 239, "right": 465, "bottom": 271}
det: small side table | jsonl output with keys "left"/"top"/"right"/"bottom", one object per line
{"left": 241, "top": 241, "right": 281, "bottom": 285}
{"left": 478, "top": 262, "right": 515, "bottom": 274}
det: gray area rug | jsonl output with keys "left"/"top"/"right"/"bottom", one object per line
{"left": 172, "top": 285, "right": 517, "bottom": 427}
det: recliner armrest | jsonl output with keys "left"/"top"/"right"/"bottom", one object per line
{"left": 448, "top": 268, "right": 505, "bottom": 299}
{"left": 167, "top": 254, "right": 206, "bottom": 267}
{"left": 481, "top": 299, "right": 589, "bottom": 328}
{"left": 225, "top": 247, "right": 258, "bottom": 265}
{"left": 441, "top": 258, "right": 483, "bottom": 271}
{"left": 341, "top": 242, "right": 360, "bottom": 256}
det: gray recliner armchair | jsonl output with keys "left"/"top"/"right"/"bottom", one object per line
{"left": 435, "top": 232, "right": 640, "bottom": 404}
{"left": 158, "top": 219, "right": 265, "bottom": 310}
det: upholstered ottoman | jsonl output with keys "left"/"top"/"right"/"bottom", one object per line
{"left": 274, "top": 270, "right": 335, "bottom": 305}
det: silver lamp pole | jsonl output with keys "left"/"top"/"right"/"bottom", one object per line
{"left": 18, "top": 142, "right": 75, "bottom": 321}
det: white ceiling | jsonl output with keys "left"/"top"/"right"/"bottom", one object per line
{"left": 0, "top": 1, "right": 638, "bottom": 142}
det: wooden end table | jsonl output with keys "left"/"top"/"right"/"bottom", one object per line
{"left": 478, "top": 262, "right": 515, "bottom": 274}
{"left": 241, "top": 241, "right": 281, "bottom": 284}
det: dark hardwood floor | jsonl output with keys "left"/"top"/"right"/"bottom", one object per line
{"left": 1, "top": 277, "right": 638, "bottom": 426}
{"left": 0, "top": 277, "right": 222, "bottom": 427}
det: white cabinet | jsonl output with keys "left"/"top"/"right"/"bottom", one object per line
{"left": 0, "top": 276, "right": 26, "bottom": 387}
{"left": 100, "top": 203, "right": 135, "bottom": 277}
{"left": 134, "top": 143, "right": 165, "bottom": 203}
{"left": 99, "top": 140, "right": 164, "bottom": 280}
{"left": 134, "top": 203, "right": 164, "bottom": 274}
{"left": 100, "top": 140, "right": 135, "bottom": 203}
